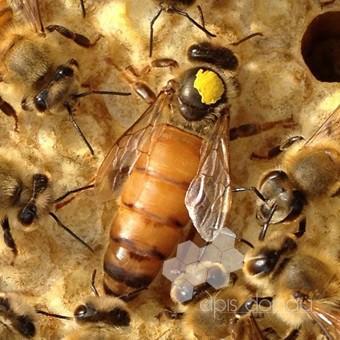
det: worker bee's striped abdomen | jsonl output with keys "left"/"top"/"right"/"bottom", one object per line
{"left": 104, "top": 124, "right": 202, "bottom": 296}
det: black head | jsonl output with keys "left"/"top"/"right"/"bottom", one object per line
{"left": 177, "top": 67, "right": 226, "bottom": 121}
{"left": 53, "top": 65, "right": 74, "bottom": 82}
{"left": 107, "top": 307, "right": 131, "bottom": 326}
{"left": 188, "top": 42, "right": 239, "bottom": 70}
{"left": 245, "top": 236, "right": 297, "bottom": 277}
{"left": 32, "top": 174, "right": 49, "bottom": 195}
{"left": 0, "top": 298, "right": 35, "bottom": 337}
{"left": 0, "top": 297, "right": 10, "bottom": 312}
{"left": 18, "top": 202, "right": 37, "bottom": 225}
{"left": 74, "top": 303, "right": 130, "bottom": 327}
{"left": 257, "top": 171, "right": 305, "bottom": 224}
{"left": 74, "top": 303, "right": 96, "bottom": 323}
{"left": 13, "top": 315, "right": 36, "bottom": 338}
{"left": 34, "top": 89, "right": 48, "bottom": 112}
{"left": 33, "top": 59, "right": 78, "bottom": 112}
{"left": 246, "top": 248, "right": 280, "bottom": 276}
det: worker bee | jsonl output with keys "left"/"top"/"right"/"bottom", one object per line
{"left": 243, "top": 218, "right": 340, "bottom": 339}
{"left": 95, "top": 38, "right": 295, "bottom": 297}
{"left": 254, "top": 105, "right": 340, "bottom": 239}
{"left": 182, "top": 286, "right": 272, "bottom": 340}
{"left": 181, "top": 286, "right": 265, "bottom": 340}
{"left": 0, "top": 0, "right": 130, "bottom": 154}
{"left": 149, "top": 0, "right": 216, "bottom": 57}
{"left": 0, "top": 271, "right": 131, "bottom": 339}
{"left": 64, "top": 270, "right": 132, "bottom": 340}
{"left": 0, "top": 291, "right": 72, "bottom": 339}
{"left": 72, "top": 271, "right": 131, "bottom": 328}
{"left": 0, "top": 292, "right": 38, "bottom": 338}
{"left": 0, "top": 153, "right": 93, "bottom": 262}
{"left": 165, "top": 265, "right": 279, "bottom": 340}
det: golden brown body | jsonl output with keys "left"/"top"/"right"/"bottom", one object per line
{"left": 182, "top": 285, "right": 252, "bottom": 340}
{"left": 103, "top": 124, "right": 202, "bottom": 296}
{"left": 0, "top": 155, "right": 52, "bottom": 230}
{"left": 271, "top": 249, "right": 340, "bottom": 328}
{"left": 283, "top": 143, "right": 340, "bottom": 197}
{"left": 98, "top": 66, "right": 231, "bottom": 295}
{"left": 256, "top": 106, "right": 340, "bottom": 225}
{"left": 171, "top": 270, "right": 268, "bottom": 340}
{"left": 0, "top": 292, "right": 37, "bottom": 338}
{"left": 0, "top": 1, "right": 114, "bottom": 154}
{"left": 243, "top": 223, "right": 340, "bottom": 338}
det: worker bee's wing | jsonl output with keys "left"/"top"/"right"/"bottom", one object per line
{"left": 11, "top": 0, "right": 45, "bottom": 32}
{"left": 301, "top": 297, "right": 340, "bottom": 339}
{"left": 95, "top": 90, "right": 171, "bottom": 201}
{"left": 232, "top": 314, "right": 265, "bottom": 340}
{"left": 305, "top": 105, "right": 340, "bottom": 146}
{"left": 185, "top": 110, "right": 232, "bottom": 242}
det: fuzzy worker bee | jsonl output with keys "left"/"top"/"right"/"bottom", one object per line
{"left": 63, "top": 270, "right": 133, "bottom": 340}
{"left": 243, "top": 218, "right": 340, "bottom": 339}
{"left": 0, "top": 292, "right": 71, "bottom": 339}
{"left": 72, "top": 271, "right": 131, "bottom": 328}
{"left": 253, "top": 105, "right": 340, "bottom": 239}
{"left": 149, "top": 0, "right": 216, "bottom": 57}
{"left": 0, "top": 271, "right": 132, "bottom": 339}
{"left": 181, "top": 285, "right": 266, "bottom": 340}
{"left": 0, "top": 154, "right": 94, "bottom": 262}
{"left": 95, "top": 39, "right": 295, "bottom": 297}
{"left": 164, "top": 266, "right": 279, "bottom": 340}
{"left": 0, "top": 292, "right": 39, "bottom": 338}
{"left": 0, "top": 0, "right": 130, "bottom": 155}
{"left": 187, "top": 292, "right": 292, "bottom": 340}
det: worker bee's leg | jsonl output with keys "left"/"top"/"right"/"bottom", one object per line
{"left": 1, "top": 216, "right": 18, "bottom": 264}
{"left": 0, "top": 96, "right": 18, "bottom": 131}
{"left": 46, "top": 25, "right": 102, "bottom": 48}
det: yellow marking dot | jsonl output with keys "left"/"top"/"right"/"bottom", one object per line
{"left": 193, "top": 69, "right": 224, "bottom": 105}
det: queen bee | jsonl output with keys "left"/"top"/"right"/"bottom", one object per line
{"left": 95, "top": 39, "right": 287, "bottom": 297}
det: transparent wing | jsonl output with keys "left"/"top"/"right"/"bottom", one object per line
{"left": 305, "top": 105, "right": 340, "bottom": 146}
{"left": 233, "top": 314, "right": 265, "bottom": 340}
{"left": 302, "top": 297, "right": 340, "bottom": 339}
{"left": 185, "top": 110, "right": 232, "bottom": 242}
{"left": 95, "top": 90, "right": 171, "bottom": 201}
{"left": 11, "top": 0, "right": 44, "bottom": 32}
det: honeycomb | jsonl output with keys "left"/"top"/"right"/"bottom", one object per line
{"left": 163, "top": 229, "right": 244, "bottom": 303}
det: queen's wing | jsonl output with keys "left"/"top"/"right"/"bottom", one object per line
{"left": 95, "top": 90, "right": 172, "bottom": 201}
{"left": 185, "top": 110, "right": 232, "bottom": 242}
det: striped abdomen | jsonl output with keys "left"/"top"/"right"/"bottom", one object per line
{"left": 103, "top": 124, "right": 202, "bottom": 296}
